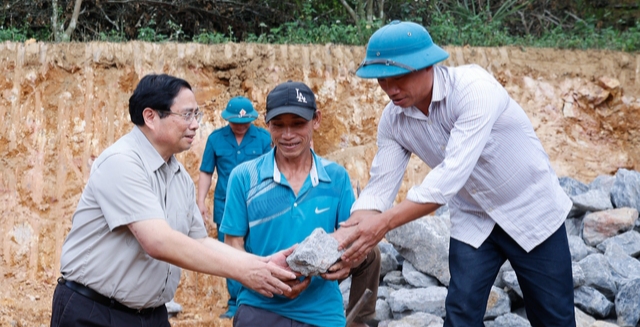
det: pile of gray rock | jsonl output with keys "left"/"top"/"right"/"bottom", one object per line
{"left": 339, "top": 168, "right": 640, "bottom": 327}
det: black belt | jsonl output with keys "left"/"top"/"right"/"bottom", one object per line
{"left": 58, "top": 277, "right": 161, "bottom": 315}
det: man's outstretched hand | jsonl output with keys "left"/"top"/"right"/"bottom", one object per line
{"left": 266, "top": 245, "right": 296, "bottom": 270}
{"left": 336, "top": 210, "right": 388, "bottom": 264}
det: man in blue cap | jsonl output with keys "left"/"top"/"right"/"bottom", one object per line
{"left": 221, "top": 81, "right": 380, "bottom": 327}
{"left": 337, "top": 21, "right": 575, "bottom": 326}
{"left": 197, "top": 96, "right": 272, "bottom": 318}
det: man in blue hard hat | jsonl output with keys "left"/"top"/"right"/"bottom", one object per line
{"left": 336, "top": 21, "right": 575, "bottom": 326}
{"left": 197, "top": 96, "right": 272, "bottom": 319}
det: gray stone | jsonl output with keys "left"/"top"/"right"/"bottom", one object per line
{"left": 376, "top": 299, "right": 393, "bottom": 322}
{"left": 380, "top": 251, "right": 400, "bottom": 277}
{"left": 339, "top": 276, "right": 351, "bottom": 308}
{"left": 402, "top": 261, "right": 440, "bottom": 288}
{"left": 574, "top": 286, "right": 614, "bottom": 318}
{"left": 386, "top": 216, "right": 451, "bottom": 286}
{"left": 377, "top": 285, "right": 392, "bottom": 299}
{"left": 574, "top": 306, "right": 596, "bottom": 327}
{"left": 597, "top": 230, "right": 640, "bottom": 257}
{"left": 560, "top": 176, "right": 589, "bottom": 218}
{"left": 566, "top": 217, "right": 584, "bottom": 237}
{"left": 379, "top": 241, "right": 403, "bottom": 264}
{"left": 493, "top": 261, "right": 513, "bottom": 288}
{"left": 559, "top": 176, "right": 589, "bottom": 196}
{"left": 569, "top": 235, "right": 592, "bottom": 262}
{"left": 502, "top": 270, "right": 523, "bottom": 299}
{"left": 611, "top": 168, "right": 640, "bottom": 212}
{"left": 615, "top": 278, "right": 640, "bottom": 327}
{"left": 484, "top": 286, "right": 511, "bottom": 320}
{"left": 387, "top": 287, "right": 448, "bottom": 317}
{"left": 582, "top": 208, "right": 638, "bottom": 246}
{"left": 571, "top": 189, "right": 613, "bottom": 213}
{"left": 589, "top": 175, "right": 616, "bottom": 193}
{"left": 591, "top": 321, "right": 619, "bottom": 327}
{"left": 492, "top": 313, "right": 532, "bottom": 327}
{"left": 573, "top": 262, "right": 586, "bottom": 288}
{"left": 387, "top": 312, "right": 444, "bottom": 327}
{"left": 383, "top": 270, "right": 406, "bottom": 286}
{"left": 579, "top": 253, "right": 618, "bottom": 299}
{"left": 603, "top": 243, "right": 640, "bottom": 286}
{"left": 286, "top": 228, "right": 343, "bottom": 276}
{"left": 386, "top": 282, "right": 407, "bottom": 290}
{"left": 435, "top": 205, "right": 450, "bottom": 218}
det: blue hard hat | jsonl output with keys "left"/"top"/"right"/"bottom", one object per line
{"left": 221, "top": 96, "right": 258, "bottom": 123}
{"left": 356, "top": 20, "right": 449, "bottom": 79}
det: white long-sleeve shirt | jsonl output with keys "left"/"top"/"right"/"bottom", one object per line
{"left": 352, "top": 64, "right": 572, "bottom": 252}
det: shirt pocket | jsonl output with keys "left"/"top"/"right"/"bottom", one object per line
{"left": 215, "top": 149, "right": 237, "bottom": 168}
{"left": 243, "top": 147, "right": 263, "bottom": 160}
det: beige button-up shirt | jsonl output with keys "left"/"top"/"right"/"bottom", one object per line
{"left": 60, "top": 126, "right": 206, "bottom": 309}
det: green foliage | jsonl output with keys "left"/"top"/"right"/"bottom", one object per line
{"left": 242, "top": 19, "right": 383, "bottom": 45}
{"left": 424, "top": 3, "right": 639, "bottom": 52}
{"left": 0, "top": 26, "right": 29, "bottom": 42}
{"left": 519, "top": 17, "right": 640, "bottom": 52}
{"left": 0, "top": 22, "right": 51, "bottom": 42}
{"left": 137, "top": 20, "right": 168, "bottom": 42}
{"left": 98, "top": 30, "right": 126, "bottom": 42}
{"left": 193, "top": 30, "right": 233, "bottom": 44}
{"left": 0, "top": 0, "right": 637, "bottom": 53}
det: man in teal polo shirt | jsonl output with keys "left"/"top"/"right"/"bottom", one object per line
{"left": 221, "top": 81, "right": 380, "bottom": 327}
{"left": 197, "top": 96, "right": 271, "bottom": 318}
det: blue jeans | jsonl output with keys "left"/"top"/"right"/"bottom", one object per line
{"left": 444, "top": 224, "right": 575, "bottom": 327}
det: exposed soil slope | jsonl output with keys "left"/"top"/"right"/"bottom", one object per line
{"left": 0, "top": 41, "right": 639, "bottom": 326}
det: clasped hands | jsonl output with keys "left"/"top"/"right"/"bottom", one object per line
{"left": 265, "top": 210, "right": 385, "bottom": 299}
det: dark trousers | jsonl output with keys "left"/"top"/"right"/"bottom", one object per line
{"left": 345, "top": 245, "right": 381, "bottom": 324}
{"left": 50, "top": 283, "right": 170, "bottom": 327}
{"left": 444, "top": 224, "right": 575, "bottom": 327}
{"left": 234, "top": 305, "right": 317, "bottom": 327}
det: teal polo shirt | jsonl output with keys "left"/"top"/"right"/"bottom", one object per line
{"left": 199, "top": 124, "right": 271, "bottom": 221}
{"left": 220, "top": 148, "right": 355, "bottom": 327}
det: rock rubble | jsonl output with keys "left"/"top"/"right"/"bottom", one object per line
{"left": 340, "top": 168, "right": 640, "bottom": 327}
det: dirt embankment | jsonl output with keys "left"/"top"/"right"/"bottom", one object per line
{"left": 0, "top": 41, "right": 639, "bottom": 326}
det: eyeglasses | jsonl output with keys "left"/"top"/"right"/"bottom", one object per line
{"left": 166, "top": 109, "right": 203, "bottom": 123}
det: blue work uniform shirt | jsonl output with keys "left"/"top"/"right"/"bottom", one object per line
{"left": 221, "top": 148, "right": 355, "bottom": 327}
{"left": 199, "top": 124, "right": 271, "bottom": 223}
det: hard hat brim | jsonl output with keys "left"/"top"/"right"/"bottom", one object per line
{"left": 221, "top": 110, "right": 258, "bottom": 123}
{"left": 356, "top": 44, "right": 450, "bottom": 79}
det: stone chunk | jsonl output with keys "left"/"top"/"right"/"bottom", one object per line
{"left": 597, "top": 230, "right": 640, "bottom": 257}
{"left": 386, "top": 215, "right": 451, "bottom": 286}
{"left": 615, "top": 278, "right": 640, "bottom": 327}
{"left": 583, "top": 208, "right": 637, "bottom": 246}
{"left": 574, "top": 286, "right": 614, "bottom": 318}
{"left": 611, "top": 168, "right": 640, "bottom": 212}
{"left": 286, "top": 228, "right": 343, "bottom": 276}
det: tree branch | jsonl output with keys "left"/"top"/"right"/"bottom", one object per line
{"left": 338, "top": 0, "right": 359, "bottom": 23}
{"left": 63, "top": 0, "right": 84, "bottom": 41}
